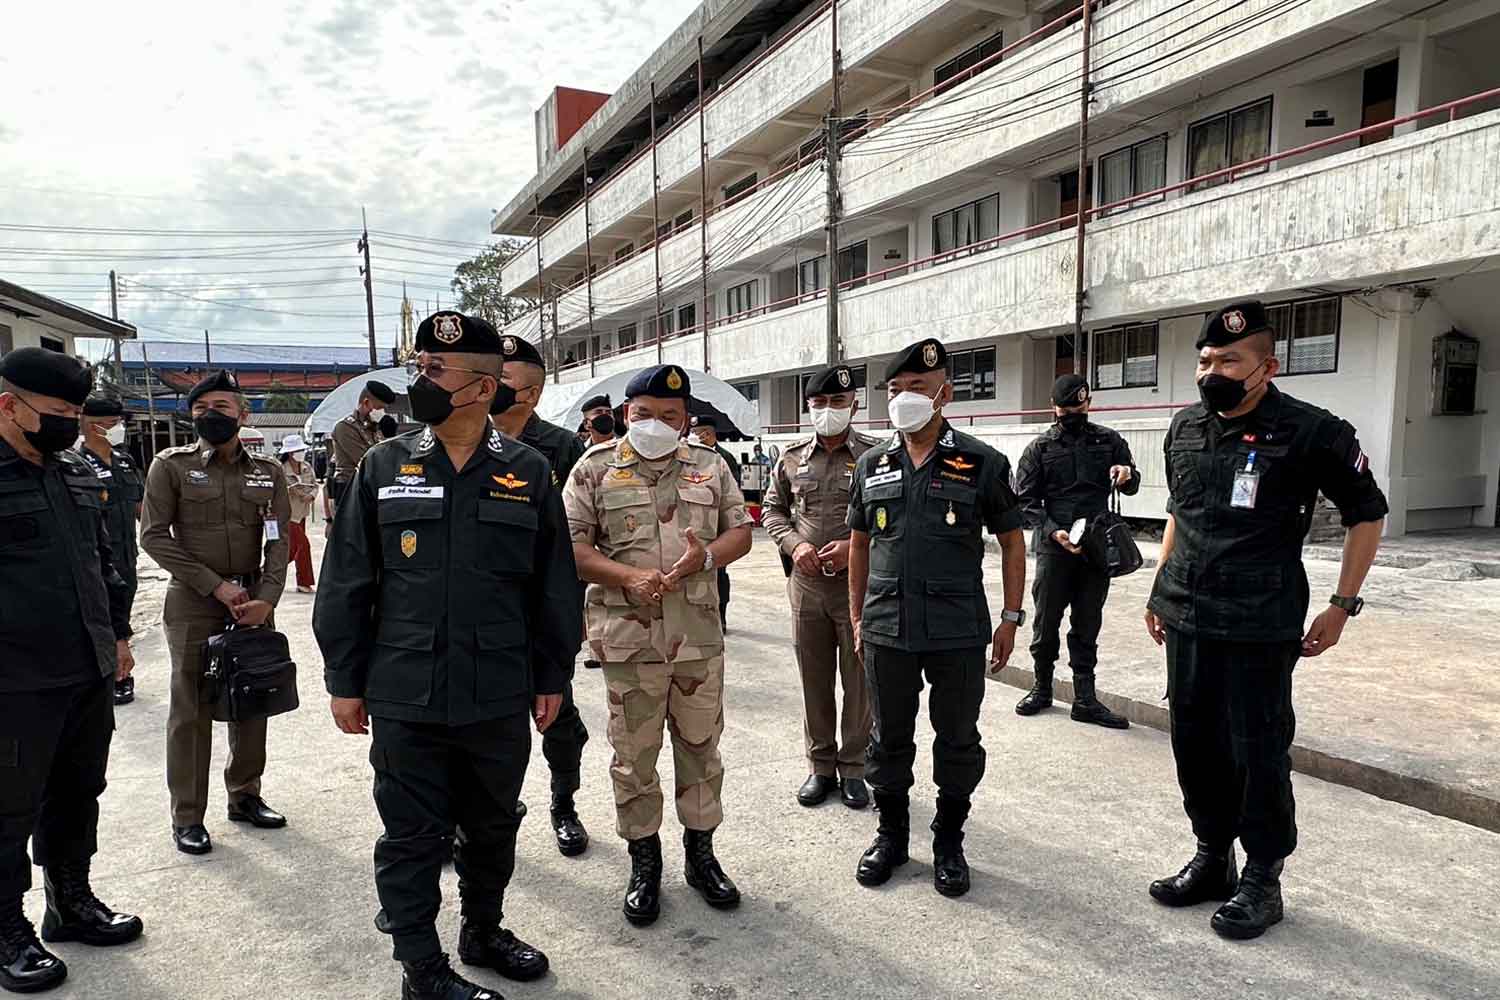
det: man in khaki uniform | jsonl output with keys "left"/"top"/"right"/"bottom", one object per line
{"left": 326, "top": 379, "right": 393, "bottom": 517}
{"left": 140, "top": 370, "right": 291, "bottom": 857}
{"left": 762, "top": 364, "right": 879, "bottom": 810}
{"left": 563, "top": 364, "right": 753, "bottom": 928}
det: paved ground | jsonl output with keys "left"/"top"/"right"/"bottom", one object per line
{"left": 25, "top": 528, "right": 1500, "bottom": 998}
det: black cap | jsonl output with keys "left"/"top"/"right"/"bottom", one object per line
{"left": 83, "top": 393, "right": 125, "bottom": 417}
{"left": 0, "top": 347, "right": 93, "bottom": 406}
{"left": 1198, "top": 300, "right": 1272, "bottom": 349}
{"left": 365, "top": 380, "right": 396, "bottom": 404}
{"left": 186, "top": 369, "right": 241, "bottom": 408}
{"left": 414, "top": 310, "right": 502, "bottom": 355}
{"left": 885, "top": 338, "right": 947, "bottom": 380}
{"left": 805, "top": 364, "right": 856, "bottom": 397}
{"left": 624, "top": 365, "right": 691, "bottom": 400}
{"left": 581, "top": 393, "right": 612, "bottom": 412}
{"left": 1051, "top": 374, "right": 1090, "bottom": 407}
{"left": 500, "top": 334, "right": 544, "bottom": 367}
{"left": 693, "top": 414, "right": 720, "bottom": 431}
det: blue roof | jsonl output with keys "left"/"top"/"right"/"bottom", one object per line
{"left": 120, "top": 340, "right": 380, "bottom": 371}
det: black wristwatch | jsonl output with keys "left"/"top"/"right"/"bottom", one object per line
{"left": 1000, "top": 608, "right": 1026, "bottom": 627}
{"left": 1329, "top": 594, "right": 1364, "bottom": 617}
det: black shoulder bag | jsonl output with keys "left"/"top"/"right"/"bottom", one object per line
{"left": 1084, "top": 489, "right": 1144, "bottom": 579}
{"left": 200, "top": 624, "right": 300, "bottom": 722}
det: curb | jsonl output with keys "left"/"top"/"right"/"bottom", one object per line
{"left": 988, "top": 666, "right": 1500, "bottom": 836}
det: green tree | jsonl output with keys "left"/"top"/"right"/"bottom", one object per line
{"left": 450, "top": 239, "right": 535, "bottom": 328}
{"left": 264, "top": 391, "right": 310, "bottom": 413}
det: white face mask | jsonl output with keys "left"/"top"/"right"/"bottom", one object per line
{"left": 104, "top": 423, "right": 127, "bottom": 446}
{"left": 888, "top": 390, "right": 940, "bottom": 434}
{"left": 290, "top": 451, "right": 306, "bottom": 464}
{"left": 627, "top": 418, "right": 683, "bottom": 460}
{"left": 369, "top": 407, "right": 387, "bottom": 422}
{"left": 809, "top": 404, "right": 852, "bottom": 438}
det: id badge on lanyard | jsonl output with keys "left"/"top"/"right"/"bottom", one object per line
{"left": 1231, "top": 450, "right": 1260, "bottom": 509}
{"left": 262, "top": 504, "right": 281, "bottom": 541}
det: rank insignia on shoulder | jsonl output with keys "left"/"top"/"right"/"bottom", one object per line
{"left": 938, "top": 429, "right": 956, "bottom": 448}
{"left": 400, "top": 530, "right": 417, "bottom": 558}
{"left": 492, "top": 473, "right": 529, "bottom": 490}
{"left": 875, "top": 507, "right": 887, "bottom": 530}
{"left": 400, "top": 464, "right": 423, "bottom": 475}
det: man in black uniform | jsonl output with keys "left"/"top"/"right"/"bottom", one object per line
{"left": 1145, "top": 301, "right": 1387, "bottom": 940}
{"left": 581, "top": 394, "right": 616, "bottom": 448}
{"left": 847, "top": 338, "right": 1027, "bottom": 898}
{"left": 691, "top": 415, "right": 741, "bottom": 630}
{"left": 78, "top": 394, "right": 147, "bottom": 706}
{"left": 1013, "top": 374, "right": 1136, "bottom": 728}
{"left": 315, "top": 311, "right": 582, "bottom": 1000}
{"left": 0, "top": 348, "right": 143, "bottom": 995}
{"left": 488, "top": 333, "right": 592, "bottom": 858}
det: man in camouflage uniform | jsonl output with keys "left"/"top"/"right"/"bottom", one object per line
{"left": 562, "top": 365, "right": 753, "bottom": 927}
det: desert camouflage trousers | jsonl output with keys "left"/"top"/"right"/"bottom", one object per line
{"left": 602, "top": 655, "right": 725, "bottom": 840}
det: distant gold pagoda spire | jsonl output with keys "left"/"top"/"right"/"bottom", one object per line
{"left": 398, "top": 282, "right": 415, "bottom": 362}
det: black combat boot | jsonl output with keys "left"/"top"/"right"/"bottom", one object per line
{"left": 1149, "top": 841, "right": 1239, "bottom": 907}
{"left": 683, "top": 828, "right": 740, "bottom": 909}
{"left": 1069, "top": 673, "right": 1129, "bottom": 729}
{"left": 549, "top": 795, "right": 589, "bottom": 858}
{"left": 457, "top": 919, "right": 548, "bottom": 980}
{"left": 1015, "top": 665, "right": 1053, "bottom": 716}
{"left": 401, "top": 953, "right": 502, "bottom": 1000}
{"left": 1, "top": 898, "right": 67, "bottom": 994}
{"left": 1211, "top": 858, "right": 1285, "bottom": 940}
{"left": 623, "top": 834, "right": 663, "bottom": 926}
{"left": 855, "top": 792, "right": 910, "bottom": 887}
{"left": 40, "top": 860, "right": 143, "bottom": 947}
{"left": 930, "top": 794, "right": 972, "bottom": 898}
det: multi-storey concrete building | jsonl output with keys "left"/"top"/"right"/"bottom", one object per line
{"left": 492, "top": 0, "right": 1500, "bottom": 536}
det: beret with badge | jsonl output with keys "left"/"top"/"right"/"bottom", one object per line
{"left": 500, "top": 334, "right": 544, "bottom": 367}
{"left": 365, "top": 380, "right": 396, "bottom": 404}
{"left": 624, "top": 364, "right": 692, "bottom": 400}
{"left": 186, "top": 369, "right": 241, "bottom": 408}
{"left": 83, "top": 393, "right": 126, "bottom": 417}
{"left": 1051, "top": 373, "right": 1090, "bottom": 407}
{"left": 415, "top": 310, "right": 503, "bottom": 355}
{"left": 1198, "top": 299, "right": 1272, "bottom": 349}
{"left": 885, "top": 338, "right": 948, "bottom": 381}
{"left": 0, "top": 346, "right": 94, "bottom": 406}
{"left": 581, "top": 393, "right": 612, "bottom": 412}
{"left": 804, "top": 364, "right": 856, "bottom": 397}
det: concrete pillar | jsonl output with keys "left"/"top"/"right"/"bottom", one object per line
{"left": 1368, "top": 291, "right": 1414, "bottom": 536}
{"left": 1394, "top": 26, "right": 1436, "bottom": 137}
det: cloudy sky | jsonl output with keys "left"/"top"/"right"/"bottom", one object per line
{"left": 0, "top": 0, "right": 700, "bottom": 359}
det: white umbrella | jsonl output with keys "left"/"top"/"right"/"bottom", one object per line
{"left": 539, "top": 368, "right": 762, "bottom": 439}
{"left": 304, "top": 366, "right": 408, "bottom": 437}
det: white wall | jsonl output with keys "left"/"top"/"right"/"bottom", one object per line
{"left": 2, "top": 317, "right": 77, "bottom": 356}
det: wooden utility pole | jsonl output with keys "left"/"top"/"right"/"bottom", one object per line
{"left": 697, "top": 36, "right": 711, "bottom": 371}
{"left": 1071, "top": 0, "right": 1095, "bottom": 375}
{"left": 651, "top": 80, "right": 666, "bottom": 363}
{"left": 108, "top": 270, "right": 123, "bottom": 378}
{"left": 141, "top": 339, "right": 158, "bottom": 459}
{"left": 359, "top": 207, "right": 378, "bottom": 369}
{"left": 825, "top": 0, "right": 844, "bottom": 364}
{"left": 204, "top": 329, "right": 211, "bottom": 365}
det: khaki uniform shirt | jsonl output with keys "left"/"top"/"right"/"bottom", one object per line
{"left": 140, "top": 442, "right": 291, "bottom": 605}
{"left": 563, "top": 438, "right": 750, "bottom": 664}
{"left": 282, "top": 459, "right": 319, "bottom": 523}
{"left": 762, "top": 430, "right": 881, "bottom": 563}
{"left": 331, "top": 412, "right": 379, "bottom": 483}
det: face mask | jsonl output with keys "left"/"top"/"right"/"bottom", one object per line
{"left": 105, "top": 423, "right": 128, "bottom": 446}
{"left": 888, "top": 391, "right": 938, "bottom": 434}
{"left": 1197, "top": 359, "right": 1268, "bottom": 414}
{"left": 1057, "top": 412, "right": 1087, "bottom": 432}
{"left": 590, "top": 413, "right": 615, "bottom": 436}
{"left": 809, "top": 404, "right": 853, "bottom": 437}
{"left": 194, "top": 410, "right": 241, "bottom": 446}
{"left": 487, "top": 382, "right": 519, "bottom": 416}
{"left": 290, "top": 451, "right": 306, "bottom": 464}
{"left": 15, "top": 398, "right": 80, "bottom": 454}
{"left": 407, "top": 374, "right": 483, "bottom": 426}
{"left": 627, "top": 418, "right": 682, "bottom": 460}
{"left": 368, "top": 407, "right": 386, "bottom": 422}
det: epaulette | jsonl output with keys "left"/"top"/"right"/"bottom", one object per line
{"left": 157, "top": 442, "right": 199, "bottom": 458}
{"left": 580, "top": 439, "right": 618, "bottom": 461}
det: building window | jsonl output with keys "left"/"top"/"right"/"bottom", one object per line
{"left": 734, "top": 381, "right": 760, "bottom": 404}
{"left": 39, "top": 335, "right": 65, "bottom": 353}
{"left": 652, "top": 311, "right": 675, "bottom": 340}
{"left": 723, "top": 173, "right": 758, "bottom": 203}
{"left": 677, "top": 303, "right": 697, "bottom": 333}
{"left": 799, "top": 257, "right": 825, "bottom": 296}
{"left": 614, "top": 243, "right": 635, "bottom": 262}
{"left": 1187, "top": 97, "right": 1272, "bottom": 189}
{"left": 617, "top": 324, "right": 638, "bottom": 350}
{"left": 674, "top": 209, "right": 695, "bottom": 232}
{"left": 1098, "top": 135, "right": 1167, "bottom": 212}
{"left": 1266, "top": 296, "right": 1340, "bottom": 375}
{"left": 1092, "top": 323, "right": 1159, "bottom": 389}
{"left": 798, "top": 242, "right": 869, "bottom": 295}
{"left": 946, "top": 346, "right": 997, "bottom": 402}
{"left": 725, "top": 280, "right": 757, "bottom": 318}
{"left": 934, "top": 31, "right": 1004, "bottom": 96}
{"left": 933, "top": 193, "right": 1001, "bottom": 255}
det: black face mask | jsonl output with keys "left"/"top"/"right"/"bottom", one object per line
{"left": 486, "top": 382, "right": 519, "bottom": 416}
{"left": 1057, "top": 411, "right": 1087, "bottom": 432}
{"left": 408, "top": 374, "right": 483, "bottom": 426}
{"left": 590, "top": 413, "right": 615, "bottom": 435}
{"left": 1198, "top": 359, "right": 1268, "bottom": 414}
{"left": 16, "top": 398, "right": 80, "bottom": 454}
{"left": 194, "top": 409, "right": 241, "bottom": 446}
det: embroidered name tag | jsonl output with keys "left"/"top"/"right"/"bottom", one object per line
{"left": 864, "top": 469, "right": 903, "bottom": 488}
{"left": 245, "top": 477, "right": 275, "bottom": 488}
{"left": 379, "top": 485, "right": 445, "bottom": 500}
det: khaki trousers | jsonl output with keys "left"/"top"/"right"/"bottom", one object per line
{"left": 163, "top": 583, "right": 268, "bottom": 827}
{"left": 788, "top": 571, "right": 871, "bottom": 779}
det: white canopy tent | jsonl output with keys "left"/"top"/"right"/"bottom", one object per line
{"left": 303, "top": 367, "right": 408, "bottom": 438}
{"left": 538, "top": 368, "right": 762, "bottom": 439}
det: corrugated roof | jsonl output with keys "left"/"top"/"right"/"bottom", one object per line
{"left": 120, "top": 340, "right": 378, "bottom": 369}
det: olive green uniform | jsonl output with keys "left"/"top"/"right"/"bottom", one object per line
{"left": 330, "top": 411, "right": 379, "bottom": 508}
{"left": 140, "top": 442, "right": 290, "bottom": 827}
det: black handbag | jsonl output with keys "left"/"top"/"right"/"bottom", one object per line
{"left": 200, "top": 624, "right": 300, "bottom": 723}
{"left": 1084, "top": 490, "right": 1144, "bottom": 579}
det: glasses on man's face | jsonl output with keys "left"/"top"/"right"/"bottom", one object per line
{"left": 406, "top": 359, "right": 488, "bottom": 381}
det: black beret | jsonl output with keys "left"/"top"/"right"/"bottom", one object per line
{"left": 581, "top": 394, "right": 612, "bottom": 412}
{"left": 414, "top": 310, "right": 502, "bottom": 355}
{"left": 500, "top": 334, "right": 544, "bottom": 367}
{"left": 805, "top": 364, "right": 856, "bottom": 397}
{"left": 1198, "top": 300, "right": 1272, "bottom": 349}
{"left": 365, "top": 380, "right": 396, "bottom": 404}
{"left": 186, "top": 369, "right": 241, "bottom": 408}
{"left": 885, "top": 338, "right": 947, "bottom": 380}
{"left": 624, "top": 364, "right": 691, "bottom": 400}
{"left": 1051, "top": 374, "right": 1090, "bottom": 407}
{"left": 0, "top": 347, "right": 93, "bottom": 406}
{"left": 693, "top": 414, "right": 720, "bottom": 431}
{"left": 83, "top": 394, "right": 125, "bottom": 417}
